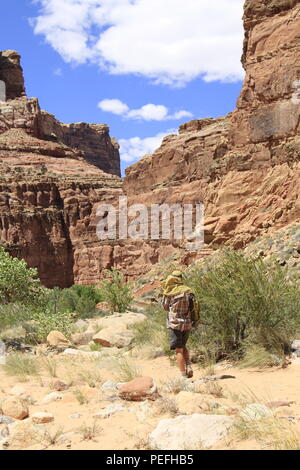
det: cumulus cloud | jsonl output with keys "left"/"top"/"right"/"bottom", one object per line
{"left": 98, "top": 99, "right": 193, "bottom": 121}
{"left": 31, "top": 0, "right": 245, "bottom": 86}
{"left": 98, "top": 98, "right": 129, "bottom": 115}
{"left": 119, "top": 130, "right": 176, "bottom": 163}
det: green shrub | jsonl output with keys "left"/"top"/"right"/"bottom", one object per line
{"left": 51, "top": 285, "right": 103, "bottom": 319}
{"left": 185, "top": 249, "right": 300, "bottom": 360}
{"left": 0, "top": 247, "right": 43, "bottom": 305}
{"left": 100, "top": 269, "right": 133, "bottom": 313}
{"left": 28, "top": 308, "right": 72, "bottom": 344}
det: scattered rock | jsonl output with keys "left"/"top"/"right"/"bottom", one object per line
{"left": 1, "top": 397, "right": 29, "bottom": 420}
{"left": 149, "top": 414, "right": 233, "bottom": 450}
{"left": 69, "top": 413, "right": 81, "bottom": 420}
{"left": 0, "top": 416, "right": 15, "bottom": 425}
{"left": 62, "top": 348, "right": 102, "bottom": 358}
{"left": 31, "top": 412, "right": 54, "bottom": 424}
{"left": 52, "top": 381, "right": 69, "bottom": 392}
{"left": 240, "top": 403, "right": 273, "bottom": 421}
{"left": 291, "top": 340, "right": 300, "bottom": 351}
{"left": 93, "top": 327, "right": 134, "bottom": 348}
{"left": 119, "top": 377, "right": 159, "bottom": 402}
{"left": 71, "top": 332, "right": 94, "bottom": 346}
{"left": 9, "top": 386, "right": 27, "bottom": 397}
{"left": 42, "top": 392, "right": 63, "bottom": 404}
{"left": 46, "top": 331, "right": 71, "bottom": 348}
{"left": 93, "top": 404, "right": 125, "bottom": 419}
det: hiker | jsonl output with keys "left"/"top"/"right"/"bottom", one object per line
{"left": 161, "top": 271, "right": 199, "bottom": 378}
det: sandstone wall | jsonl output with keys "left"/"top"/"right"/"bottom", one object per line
{"left": 124, "top": 0, "right": 300, "bottom": 251}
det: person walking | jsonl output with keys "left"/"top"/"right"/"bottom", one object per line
{"left": 161, "top": 271, "right": 199, "bottom": 378}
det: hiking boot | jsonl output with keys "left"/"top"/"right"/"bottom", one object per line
{"left": 186, "top": 365, "right": 194, "bottom": 378}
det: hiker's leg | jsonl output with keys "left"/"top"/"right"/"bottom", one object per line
{"left": 183, "top": 347, "right": 190, "bottom": 364}
{"left": 175, "top": 348, "right": 186, "bottom": 374}
{"left": 183, "top": 344, "right": 193, "bottom": 378}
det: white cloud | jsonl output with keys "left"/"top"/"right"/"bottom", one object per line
{"left": 98, "top": 98, "right": 129, "bottom": 115}
{"left": 119, "top": 130, "right": 177, "bottom": 163}
{"left": 31, "top": 0, "right": 245, "bottom": 86}
{"left": 98, "top": 99, "right": 193, "bottom": 121}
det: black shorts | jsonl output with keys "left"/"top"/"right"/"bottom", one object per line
{"left": 169, "top": 329, "right": 190, "bottom": 350}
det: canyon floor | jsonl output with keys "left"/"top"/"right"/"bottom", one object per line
{"left": 1, "top": 323, "right": 300, "bottom": 451}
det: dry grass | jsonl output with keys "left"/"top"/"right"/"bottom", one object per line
{"left": 42, "top": 357, "right": 58, "bottom": 378}
{"left": 3, "top": 353, "right": 40, "bottom": 380}
{"left": 203, "top": 381, "right": 225, "bottom": 398}
{"left": 154, "top": 396, "right": 179, "bottom": 416}
{"left": 78, "top": 421, "right": 102, "bottom": 441}
{"left": 73, "top": 389, "right": 89, "bottom": 405}
{"left": 113, "top": 357, "right": 140, "bottom": 382}
{"left": 233, "top": 415, "right": 300, "bottom": 450}
{"left": 161, "top": 377, "right": 190, "bottom": 394}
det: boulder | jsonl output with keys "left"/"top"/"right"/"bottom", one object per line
{"left": 46, "top": 330, "right": 71, "bottom": 348}
{"left": 1, "top": 397, "right": 29, "bottom": 420}
{"left": 149, "top": 414, "right": 233, "bottom": 450}
{"left": 95, "top": 312, "right": 146, "bottom": 330}
{"left": 291, "top": 340, "right": 300, "bottom": 351}
{"left": 31, "top": 412, "right": 54, "bottom": 424}
{"left": 119, "top": 377, "right": 159, "bottom": 402}
{"left": 93, "top": 327, "right": 134, "bottom": 348}
{"left": 71, "top": 331, "right": 94, "bottom": 346}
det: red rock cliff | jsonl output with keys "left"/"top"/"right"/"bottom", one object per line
{"left": 125, "top": 0, "right": 300, "bottom": 251}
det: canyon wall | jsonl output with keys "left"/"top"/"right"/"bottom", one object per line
{"left": 0, "top": 0, "right": 300, "bottom": 286}
{"left": 125, "top": 0, "right": 300, "bottom": 250}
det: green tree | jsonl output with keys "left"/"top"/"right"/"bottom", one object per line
{"left": 0, "top": 247, "right": 42, "bottom": 305}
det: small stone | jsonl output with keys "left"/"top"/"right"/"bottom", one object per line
{"left": 93, "top": 404, "right": 125, "bottom": 419}
{"left": 31, "top": 412, "right": 54, "bottom": 424}
{"left": 0, "top": 416, "right": 15, "bottom": 425}
{"left": 9, "top": 386, "right": 27, "bottom": 397}
{"left": 46, "top": 331, "right": 70, "bottom": 348}
{"left": 69, "top": 413, "right": 81, "bottom": 419}
{"left": 42, "top": 392, "right": 63, "bottom": 404}
{"left": 52, "top": 381, "right": 69, "bottom": 391}
{"left": 119, "top": 377, "right": 159, "bottom": 402}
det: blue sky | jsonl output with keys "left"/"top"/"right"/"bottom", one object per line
{"left": 1, "top": 0, "right": 245, "bottom": 175}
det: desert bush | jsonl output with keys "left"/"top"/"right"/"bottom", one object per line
{"left": 185, "top": 250, "right": 300, "bottom": 360}
{"left": 100, "top": 268, "right": 133, "bottom": 313}
{"left": 4, "top": 353, "right": 40, "bottom": 379}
